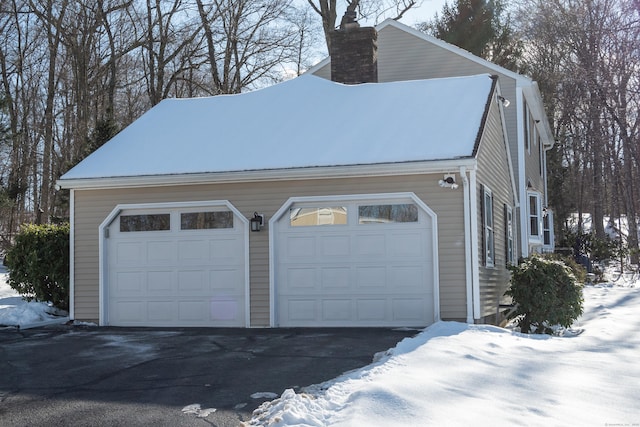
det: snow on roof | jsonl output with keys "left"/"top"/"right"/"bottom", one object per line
{"left": 59, "top": 74, "right": 494, "bottom": 181}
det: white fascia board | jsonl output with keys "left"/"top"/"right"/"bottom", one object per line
{"left": 56, "top": 159, "right": 478, "bottom": 191}
{"left": 521, "top": 83, "right": 554, "bottom": 148}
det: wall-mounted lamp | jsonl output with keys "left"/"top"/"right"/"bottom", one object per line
{"left": 497, "top": 95, "right": 510, "bottom": 108}
{"left": 438, "top": 174, "right": 459, "bottom": 190}
{"left": 250, "top": 212, "right": 264, "bottom": 232}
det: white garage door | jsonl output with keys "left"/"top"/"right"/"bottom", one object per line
{"left": 106, "top": 204, "right": 247, "bottom": 327}
{"left": 275, "top": 195, "right": 437, "bottom": 327}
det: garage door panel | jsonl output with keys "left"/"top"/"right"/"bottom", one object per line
{"left": 392, "top": 298, "right": 430, "bottom": 321}
{"left": 147, "top": 241, "right": 175, "bottom": 263}
{"left": 178, "top": 300, "right": 208, "bottom": 321}
{"left": 356, "top": 266, "right": 387, "bottom": 288}
{"left": 114, "top": 271, "right": 143, "bottom": 293}
{"left": 211, "top": 238, "right": 244, "bottom": 263}
{"left": 107, "top": 205, "right": 246, "bottom": 327}
{"left": 355, "top": 234, "right": 386, "bottom": 256}
{"left": 276, "top": 196, "right": 436, "bottom": 327}
{"left": 178, "top": 240, "right": 209, "bottom": 262}
{"left": 391, "top": 265, "right": 425, "bottom": 289}
{"left": 178, "top": 270, "right": 206, "bottom": 292}
{"left": 148, "top": 301, "right": 174, "bottom": 321}
{"left": 322, "top": 299, "right": 352, "bottom": 321}
{"left": 286, "top": 267, "right": 317, "bottom": 290}
{"left": 356, "top": 299, "right": 387, "bottom": 321}
{"left": 320, "top": 235, "right": 350, "bottom": 256}
{"left": 210, "top": 268, "right": 243, "bottom": 290}
{"left": 285, "top": 299, "right": 317, "bottom": 321}
{"left": 147, "top": 271, "right": 173, "bottom": 292}
{"left": 320, "top": 267, "right": 350, "bottom": 289}
{"left": 115, "top": 241, "right": 144, "bottom": 264}
{"left": 286, "top": 236, "right": 316, "bottom": 258}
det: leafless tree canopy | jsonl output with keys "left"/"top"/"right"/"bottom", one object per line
{"left": 515, "top": 0, "right": 640, "bottom": 263}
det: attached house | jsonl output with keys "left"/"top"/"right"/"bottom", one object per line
{"left": 57, "top": 18, "right": 552, "bottom": 329}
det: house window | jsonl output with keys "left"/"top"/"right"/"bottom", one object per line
{"left": 505, "top": 204, "right": 515, "bottom": 266}
{"left": 358, "top": 204, "right": 418, "bottom": 224}
{"left": 120, "top": 214, "right": 170, "bottom": 232}
{"left": 482, "top": 186, "right": 495, "bottom": 267}
{"left": 528, "top": 192, "right": 542, "bottom": 240}
{"left": 543, "top": 210, "right": 554, "bottom": 249}
{"left": 290, "top": 207, "right": 347, "bottom": 226}
{"left": 181, "top": 211, "right": 233, "bottom": 230}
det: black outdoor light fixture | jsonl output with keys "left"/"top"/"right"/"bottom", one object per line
{"left": 250, "top": 212, "right": 264, "bottom": 232}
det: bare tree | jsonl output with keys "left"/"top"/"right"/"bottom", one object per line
{"left": 306, "top": 0, "right": 421, "bottom": 51}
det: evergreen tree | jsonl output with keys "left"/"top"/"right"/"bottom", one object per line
{"left": 418, "top": 0, "right": 522, "bottom": 71}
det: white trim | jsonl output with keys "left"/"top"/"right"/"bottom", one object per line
{"left": 98, "top": 200, "right": 250, "bottom": 327}
{"left": 469, "top": 170, "right": 481, "bottom": 321}
{"left": 268, "top": 192, "right": 440, "bottom": 327}
{"left": 516, "top": 87, "right": 529, "bottom": 259}
{"left": 483, "top": 186, "right": 495, "bottom": 268}
{"left": 527, "top": 191, "right": 544, "bottom": 246}
{"left": 459, "top": 167, "right": 474, "bottom": 324}
{"left": 56, "top": 159, "right": 478, "bottom": 191}
{"left": 69, "top": 189, "right": 75, "bottom": 321}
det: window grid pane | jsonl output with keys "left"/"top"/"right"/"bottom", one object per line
{"left": 181, "top": 211, "right": 233, "bottom": 230}
{"left": 120, "top": 214, "right": 170, "bottom": 232}
{"left": 290, "top": 207, "right": 347, "bottom": 226}
{"left": 358, "top": 204, "right": 418, "bottom": 224}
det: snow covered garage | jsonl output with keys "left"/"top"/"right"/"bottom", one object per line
{"left": 58, "top": 72, "right": 515, "bottom": 328}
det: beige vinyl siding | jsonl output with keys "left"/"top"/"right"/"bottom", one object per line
{"left": 73, "top": 173, "right": 468, "bottom": 325}
{"left": 475, "top": 93, "right": 515, "bottom": 320}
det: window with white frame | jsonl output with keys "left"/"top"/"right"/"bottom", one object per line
{"left": 482, "top": 186, "right": 495, "bottom": 267}
{"left": 543, "top": 210, "right": 554, "bottom": 249}
{"left": 528, "top": 191, "right": 543, "bottom": 241}
{"left": 505, "top": 204, "right": 515, "bottom": 266}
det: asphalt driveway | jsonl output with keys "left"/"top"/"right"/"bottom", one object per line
{"left": 0, "top": 325, "right": 417, "bottom": 426}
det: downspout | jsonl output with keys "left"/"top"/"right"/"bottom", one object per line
{"left": 69, "top": 189, "right": 75, "bottom": 321}
{"left": 469, "top": 169, "right": 481, "bottom": 322}
{"left": 460, "top": 166, "right": 474, "bottom": 324}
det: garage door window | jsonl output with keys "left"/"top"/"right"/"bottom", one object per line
{"left": 290, "top": 207, "right": 347, "bottom": 226}
{"left": 120, "top": 214, "right": 170, "bottom": 232}
{"left": 181, "top": 211, "right": 233, "bottom": 230}
{"left": 358, "top": 204, "right": 418, "bottom": 224}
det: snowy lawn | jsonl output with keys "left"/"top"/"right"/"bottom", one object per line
{"left": 0, "top": 264, "right": 68, "bottom": 328}
{"left": 246, "top": 272, "right": 640, "bottom": 426}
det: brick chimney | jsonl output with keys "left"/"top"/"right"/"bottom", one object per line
{"left": 329, "top": 11, "right": 378, "bottom": 84}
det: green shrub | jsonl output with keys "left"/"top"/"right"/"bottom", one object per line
{"left": 543, "top": 253, "right": 587, "bottom": 283}
{"left": 5, "top": 223, "right": 70, "bottom": 311}
{"left": 505, "top": 255, "right": 583, "bottom": 334}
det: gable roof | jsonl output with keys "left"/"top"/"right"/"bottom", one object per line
{"left": 59, "top": 74, "right": 496, "bottom": 187}
{"left": 306, "top": 19, "right": 530, "bottom": 85}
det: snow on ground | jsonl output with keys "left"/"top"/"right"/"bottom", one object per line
{"left": 0, "top": 264, "right": 68, "bottom": 328}
{"left": 246, "top": 270, "right": 640, "bottom": 427}
{"left": 2, "top": 262, "right": 639, "bottom": 425}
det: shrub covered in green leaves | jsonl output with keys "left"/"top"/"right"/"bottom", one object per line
{"left": 5, "top": 223, "right": 69, "bottom": 311}
{"left": 505, "top": 255, "right": 583, "bottom": 334}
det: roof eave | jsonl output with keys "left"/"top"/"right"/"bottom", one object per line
{"left": 57, "top": 159, "right": 478, "bottom": 190}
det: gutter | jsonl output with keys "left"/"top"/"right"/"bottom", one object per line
{"left": 56, "top": 159, "right": 478, "bottom": 191}
{"left": 460, "top": 166, "right": 474, "bottom": 324}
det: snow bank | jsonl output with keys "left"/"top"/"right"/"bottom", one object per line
{"left": 246, "top": 281, "right": 640, "bottom": 426}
